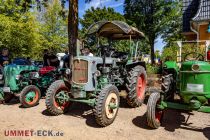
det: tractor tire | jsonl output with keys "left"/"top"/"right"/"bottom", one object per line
{"left": 45, "top": 80, "right": 72, "bottom": 115}
{"left": 94, "top": 85, "right": 120, "bottom": 127}
{"left": 161, "top": 74, "right": 176, "bottom": 100}
{"left": 0, "top": 93, "right": 14, "bottom": 104}
{"left": 126, "top": 65, "right": 147, "bottom": 107}
{"left": 19, "top": 85, "right": 41, "bottom": 108}
{"left": 147, "top": 92, "right": 164, "bottom": 129}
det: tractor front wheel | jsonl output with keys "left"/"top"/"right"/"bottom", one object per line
{"left": 45, "top": 80, "right": 72, "bottom": 115}
{"left": 146, "top": 92, "right": 164, "bottom": 129}
{"left": 126, "top": 65, "right": 146, "bottom": 107}
{"left": 19, "top": 85, "right": 41, "bottom": 108}
{"left": 94, "top": 85, "right": 120, "bottom": 127}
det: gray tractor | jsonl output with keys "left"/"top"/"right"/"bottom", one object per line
{"left": 45, "top": 21, "right": 147, "bottom": 126}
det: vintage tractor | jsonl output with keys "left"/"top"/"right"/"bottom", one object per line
{"left": 0, "top": 58, "right": 38, "bottom": 104}
{"left": 147, "top": 41, "right": 210, "bottom": 129}
{"left": 19, "top": 66, "right": 70, "bottom": 108}
{"left": 45, "top": 21, "right": 147, "bottom": 126}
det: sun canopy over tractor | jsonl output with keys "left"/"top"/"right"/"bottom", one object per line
{"left": 87, "top": 21, "right": 145, "bottom": 40}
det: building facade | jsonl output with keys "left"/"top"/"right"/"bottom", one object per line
{"left": 183, "top": 0, "right": 210, "bottom": 40}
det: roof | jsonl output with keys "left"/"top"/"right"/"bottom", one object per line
{"left": 182, "top": 0, "right": 210, "bottom": 32}
{"left": 86, "top": 21, "right": 145, "bottom": 40}
{"left": 192, "top": 0, "right": 210, "bottom": 22}
{"left": 182, "top": 0, "right": 199, "bottom": 32}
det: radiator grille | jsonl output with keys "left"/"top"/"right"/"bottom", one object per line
{"left": 72, "top": 59, "right": 88, "bottom": 84}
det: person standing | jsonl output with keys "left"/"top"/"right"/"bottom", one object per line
{"left": 0, "top": 48, "right": 10, "bottom": 68}
{"left": 43, "top": 49, "right": 50, "bottom": 66}
{"left": 84, "top": 48, "right": 93, "bottom": 56}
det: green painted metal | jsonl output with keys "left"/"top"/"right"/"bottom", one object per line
{"left": 0, "top": 88, "right": 4, "bottom": 100}
{"left": 69, "top": 98, "right": 96, "bottom": 107}
{"left": 97, "top": 76, "right": 109, "bottom": 89}
{"left": 164, "top": 61, "right": 179, "bottom": 72}
{"left": 25, "top": 91, "right": 36, "bottom": 103}
{"left": 158, "top": 101, "right": 210, "bottom": 113}
{"left": 197, "top": 106, "right": 210, "bottom": 113}
{"left": 55, "top": 91, "right": 70, "bottom": 104}
{"left": 109, "top": 103, "right": 118, "bottom": 109}
{"left": 180, "top": 61, "right": 210, "bottom": 104}
{"left": 3, "top": 64, "right": 38, "bottom": 91}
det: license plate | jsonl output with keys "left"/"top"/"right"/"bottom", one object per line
{"left": 3, "top": 87, "right": 10, "bottom": 93}
{"left": 187, "top": 84, "right": 203, "bottom": 92}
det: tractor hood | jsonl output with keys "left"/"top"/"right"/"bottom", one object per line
{"left": 181, "top": 61, "right": 210, "bottom": 71}
{"left": 3, "top": 64, "right": 39, "bottom": 91}
{"left": 74, "top": 56, "right": 118, "bottom": 65}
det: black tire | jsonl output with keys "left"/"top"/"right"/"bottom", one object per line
{"left": 126, "top": 65, "right": 147, "bottom": 107}
{"left": 147, "top": 92, "right": 164, "bottom": 129}
{"left": 45, "top": 80, "right": 72, "bottom": 115}
{"left": 94, "top": 85, "right": 120, "bottom": 127}
{"left": 161, "top": 74, "right": 176, "bottom": 100}
{"left": 19, "top": 85, "right": 41, "bottom": 108}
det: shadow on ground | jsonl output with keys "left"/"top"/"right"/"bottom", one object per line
{"left": 132, "top": 109, "right": 210, "bottom": 139}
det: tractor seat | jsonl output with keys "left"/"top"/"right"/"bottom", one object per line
{"left": 39, "top": 66, "right": 56, "bottom": 75}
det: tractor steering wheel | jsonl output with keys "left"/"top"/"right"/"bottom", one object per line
{"left": 184, "top": 52, "right": 204, "bottom": 61}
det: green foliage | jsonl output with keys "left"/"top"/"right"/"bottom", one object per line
{"left": 124, "top": 0, "right": 181, "bottom": 63}
{"left": 0, "top": 0, "right": 67, "bottom": 60}
{"left": 40, "top": 0, "right": 68, "bottom": 53}
{"left": 161, "top": 45, "right": 178, "bottom": 61}
{"left": 80, "top": 7, "right": 125, "bottom": 34}
{"left": 0, "top": 13, "right": 43, "bottom": 59}
{"left": 80, "top": 7, "right": 128, "bottom": 52}
{"left": 161, "top": 0, "right": 184, "bottom": 48}
{"left": 146, "top": 64, "right": 162, "bottom": 74}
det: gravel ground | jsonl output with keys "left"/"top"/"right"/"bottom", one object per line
{"left": 0, "top": 98, "right": 209, "bottom": 140}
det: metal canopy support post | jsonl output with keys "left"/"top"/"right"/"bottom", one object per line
{"left": 177, "top": 41, "right": 182, "bottom": 67}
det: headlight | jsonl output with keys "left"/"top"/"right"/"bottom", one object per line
{"left": 192, "top": 64, "right": 200, "bottom": 71}
{"left": 95, "top": 70, "right": 101, "bottom": 77}
{"left": 65, "top": 69, "right": 71, "bottom": 75}
{"left": 0, "top": 74, "right": 3, "bottom": 80}
{"left": 16, "top": 75, "right": 21, "bottom": 80}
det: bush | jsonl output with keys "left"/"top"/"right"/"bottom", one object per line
{"left": 146, "top": 64, "right": 162, "bottom": 74}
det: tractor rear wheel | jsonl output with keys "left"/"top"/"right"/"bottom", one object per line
{"left": 147, "top": 92, "right": 164, "bottom": 129}
{"left": 45, "top": 80, "right": 72, "bottom": 115}
{"left": 19, "top": 85, "right": 41, "bottom": 108}
{"left": 126, "top": 65, "right": 146, "bottom": 107}
{"left": 94, "top": 85, "right": 120, "bottom": 127}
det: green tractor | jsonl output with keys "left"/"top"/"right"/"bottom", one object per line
{"left": 0, "top": 58, "right": 38, "bottom": 104}
{"left": 19, "top": 66, "right": 69, "bottom": 108}
{"left": 45, "top": 21, "right": 147, "bottom": 126}
{"left": 147, "top": 41, "right": 210, "bottom": 129}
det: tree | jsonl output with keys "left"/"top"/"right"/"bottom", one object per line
{"left": 0, "top": 13, "right": 43, "bottom": 59}
{"left": 68, "top": 0, "right": 78, "bottom": 59}
{"left": 80, "top": 7, "right": 127, "bottom": 51}
{"left": 124, "top": 0, "right": 178, "bottom": 64}
{"left": 161, "top": 0, "right": 184, "bottom": 48}
{"left": 40, "top": 0, "right": 68, "bottom": 53}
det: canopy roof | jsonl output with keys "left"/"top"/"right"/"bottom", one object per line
{"left": 86, "top": 21, "right": 145, "bottom": 40}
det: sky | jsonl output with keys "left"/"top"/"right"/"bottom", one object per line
{"left": 77, "top": 0, "right": 165, "bottom": 52}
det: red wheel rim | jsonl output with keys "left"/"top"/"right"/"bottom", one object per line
{"left": 54, "top": 100, "right": 70, "bottom": 110}
{"left": 136, "top": 74, "right": 146, "bottom": 100}
{"left": 155, "top": 110, "right": 163, "bottom": 123}
{"left": 53, "top": 87, "right": 70, "bottom": 110}
{"left": 25, "top": 90, "right": 39, "bottom": 105}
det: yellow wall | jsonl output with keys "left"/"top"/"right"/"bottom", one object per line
{"left": 184, "top": 24, "right": 210, "bottom": 41}
{"left": 199, "top": 24, "right": 210, "bottom": 40}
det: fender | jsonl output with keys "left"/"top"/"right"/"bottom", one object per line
{"left": 126, "top": 61, "right": 146, "bottom": 70}
{"left": 163, "top": 61, "right": 179, "bottom": 75}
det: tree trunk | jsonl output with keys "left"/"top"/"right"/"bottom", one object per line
{"left": 150, "top": 40, "right": 155, "bottom": 65}
{"left": 68, "top": 0, "right": 78, "bottom": 68}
